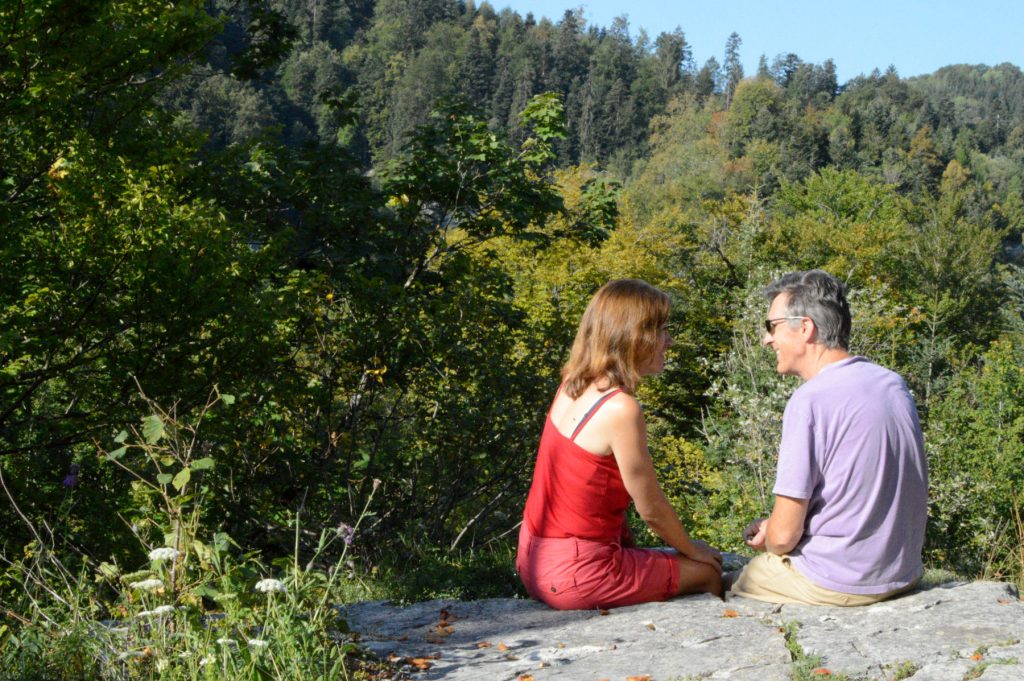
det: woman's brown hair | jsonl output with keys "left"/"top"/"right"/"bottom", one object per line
{"left": 561, "top": 279, "right": 671, "bottom": 398}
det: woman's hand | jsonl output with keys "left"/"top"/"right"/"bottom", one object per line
{"left": 686, "top": 539, "right": 723, "bottom": 569}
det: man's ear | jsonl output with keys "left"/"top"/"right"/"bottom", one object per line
{"left": 801, "top": 317, "right": 817, "bottom": 343}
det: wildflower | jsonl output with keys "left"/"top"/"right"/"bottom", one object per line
{"left": 198, "top": 655, "right": 215, "bottom": 667}
{"left": 137, "top": 610, "right": 153, "bottom": 617}
{"left": 150, "top": 605, "right": 176, "bottom": 616}
{"left": 62, "top": 463, "right": 80, "bottom": 488}
{"left": 253, "top": 578, "right": 286, "bottom": 594}
{"left": 247, "top": 639, "right": 269, "bottom": 649}
{"left": 337, "top": 523, "right": 355, "bottom": 545}
{"left": 129, "top": 578, "right": 164, "bottom": 592}
{"left": 217, "top": 637, "right": 238, "bottom": 648}
{"left": 148, "top": 547, "right": 180, "bottom": 562}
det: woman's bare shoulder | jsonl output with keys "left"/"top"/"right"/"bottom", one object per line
{"left": 597, "top": 390, "right": 644, "bottom": 424}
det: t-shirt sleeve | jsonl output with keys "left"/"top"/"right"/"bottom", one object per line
{"left": 772, "top": 395, "right": 816, "bottom": 499}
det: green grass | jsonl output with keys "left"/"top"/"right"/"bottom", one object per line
{"left": 374, "top": 541, "right": 525, "bottom": 604}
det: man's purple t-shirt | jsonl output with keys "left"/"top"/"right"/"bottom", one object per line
{"left": 774, "top": 356, "right": 928, "bottom": 595}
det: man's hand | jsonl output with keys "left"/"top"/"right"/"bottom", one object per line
{"left": 744, "top": 518, "right": 767, "bottom": 551}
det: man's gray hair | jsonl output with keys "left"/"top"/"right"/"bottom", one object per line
{"left": 763, "top": 270, "right": 851, "bottom": 350}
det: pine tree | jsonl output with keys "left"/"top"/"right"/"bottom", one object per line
{"left": 722, "top": 32, "right": 743, "bottom": 107}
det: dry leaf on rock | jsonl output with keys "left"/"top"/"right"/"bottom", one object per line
{"left": 722, "top": 609, "right": 740, "bottom": 618}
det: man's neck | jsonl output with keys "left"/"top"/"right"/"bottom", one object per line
{"left": 799, "top": 346, "right": 853, "bottom": 382}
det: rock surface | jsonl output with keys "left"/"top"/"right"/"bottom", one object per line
{"left": 340, "top": 581, "right": 1022, "bottom": 680}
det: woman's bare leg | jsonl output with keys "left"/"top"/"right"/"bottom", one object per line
{"left": 674, "top": 554, "right": 723, "bottom": 598}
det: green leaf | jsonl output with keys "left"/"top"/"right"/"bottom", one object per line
{"left": 97, "top": 562, "right": 120, "bottom": 580}
{"left": 157, "top": 473, "right": 173, "bottom": 485}
{"left": 191, "top": 457, "right": 214, "bottom": 471}
{"left": 220, "top": 394, "right": 235, "bottom": 406}
{"left": 353, "top": 450, "right": 370, "bottom": 471}
{"left": 107, "top": 446, "right": 127, "bottom": 460}
{"left": 172, "top": 467, "right": 191, "bottom": 491}
{"left": 142, "top": 415, "right": 165, "bottom": 444}
{"left": 193, "top": 584, "right": 218, "bottom": 598}
{"left": 114, "top": 430, "right": 129, "bottom": 444}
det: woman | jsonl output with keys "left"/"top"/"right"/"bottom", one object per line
{"left": 517, "top": 279, "right": 723, "bottom": 610}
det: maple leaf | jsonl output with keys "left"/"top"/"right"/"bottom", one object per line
{"left": 722, "top": 609, "right": 740, "bottom": 618}
{"left": 476, "top": 641, "right": 492, "bottom": 648}
{"left": 626, "top": 675, "right": 652, "bottom": 681}
{"left": 517, "top": 676, "right": 535, "bottom": 681}
{"left": 812, "top": 668, "right": 832, "bottom": 676}
{"left": 408, "top": 658, "right": 433, "bottom": 670}
{"left": 971, "top": 652, "right": 983, "bottom": 661}
{"left": 497, "top": 642, "right": 509, "bottom": 651}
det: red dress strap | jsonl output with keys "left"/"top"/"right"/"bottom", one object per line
{"left": 569, "top": 389, "right": 622, "bottom": 441}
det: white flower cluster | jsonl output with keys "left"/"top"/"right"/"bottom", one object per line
{"left": 148, "top": 547, "right": 180, "bottom": 562}
{"left": 253, "top": 578, "right": 286, "bottom": 594}
{"left": 247, "top": 639, "right": 268, "bottom": 649}
{"left": 128, "top": 578, "right": 164, "bottom": 592}
{"left": 217, "top": 637, "right": 238, "bottom": 648}
{"left": 138, "top": 605, "right": 176, "bottom": 618}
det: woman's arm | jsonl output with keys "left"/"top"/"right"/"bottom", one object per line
{"left": 604, "top": 396, "right": 722, "bottom": 568}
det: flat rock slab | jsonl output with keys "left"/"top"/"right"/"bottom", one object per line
{"left": 780, "top": 581, "right": 1024, "bottom": 680}
{"left": 340, "top": 581, "right": 1022, "bottom": 680}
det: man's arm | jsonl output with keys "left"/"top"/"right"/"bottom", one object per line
{"left": 745, "top": 495, "right": 809, "bottom": 555}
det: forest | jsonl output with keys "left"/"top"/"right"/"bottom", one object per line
{"left": 1, "top": 0, "right": 1023, "bottom": 678}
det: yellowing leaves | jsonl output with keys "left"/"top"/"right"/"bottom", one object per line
{"left": 48, "top": 157, "right": 70, "bottom": 181}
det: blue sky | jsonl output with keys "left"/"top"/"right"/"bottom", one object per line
{"left": 495, "top": 0, "right": 1024, "bottom": 84}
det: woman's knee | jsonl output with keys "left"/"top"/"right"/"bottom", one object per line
{"left": 675, "top": 557, "right": 722, "bottom": 597}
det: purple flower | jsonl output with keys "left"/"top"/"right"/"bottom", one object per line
{"left": 337, "top": 523, "right": 355, "bottom": 546}
{"left": 62, "top": 464, "right": 80, "bottom": 488}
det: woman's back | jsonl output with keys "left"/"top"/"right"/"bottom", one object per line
{"left": 523, "top": 387, "right": 631, "bottom": 542}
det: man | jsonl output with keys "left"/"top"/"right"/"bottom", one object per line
{"left": 729, "top": 270, "right": 928, "bottom": 606}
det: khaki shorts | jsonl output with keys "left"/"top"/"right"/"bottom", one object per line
{"left": 729, "top": 553, "right": 918, "bottom": 607}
